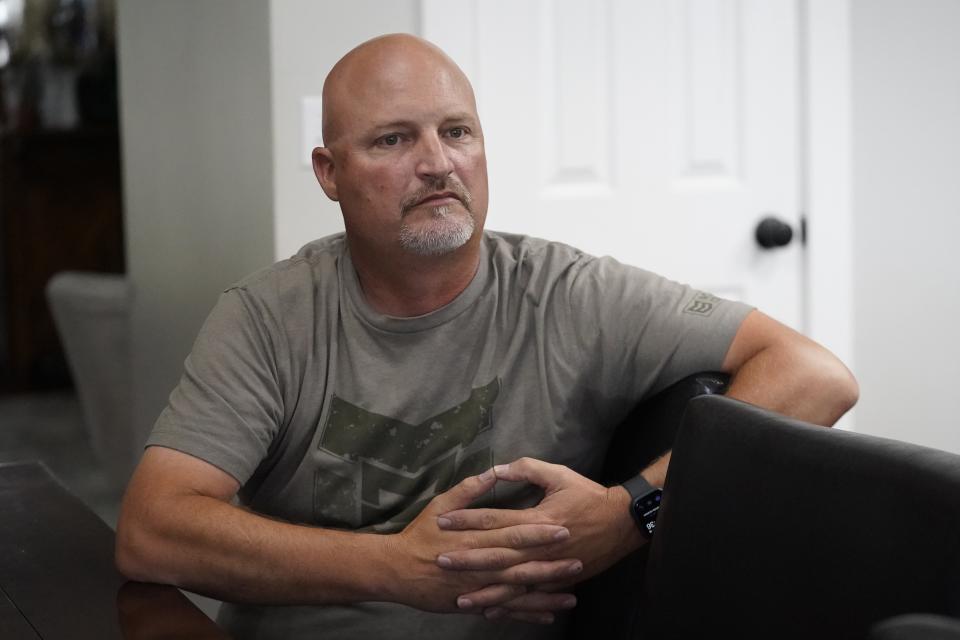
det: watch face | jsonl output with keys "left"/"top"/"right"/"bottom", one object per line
{"left": 634, "top": 489, "right": 663, "bottom": 539}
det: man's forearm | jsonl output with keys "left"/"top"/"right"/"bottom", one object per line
{"left": 721, "top": 311, "right": 858, "bottom": 427}
{"left": 724, "top": 340, "right": 858, "bottom": 427}
{"left": 116, "top": 450, "right": 579, "bottom": 614}
{"left": 639, "top": 320, "right": 858, "bottom": 488}
{"left": 116, "top": 493, "right": 396, "bottom": 605}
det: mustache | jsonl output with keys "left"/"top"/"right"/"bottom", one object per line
{"left": 400, "top": 177, "right": 473, "bottom": 215}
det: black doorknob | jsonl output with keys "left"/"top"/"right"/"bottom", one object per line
{"left": 755, "top": 216, "right": 794, "bottom": 249}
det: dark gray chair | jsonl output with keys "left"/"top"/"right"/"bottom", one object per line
{"left": 870, "top": 614, "right": 960, "bottom": 640}
{"left": 573, "top": 372, "right": 729, "bottom": 639}
{"left": 643, "top": 395, "right": 960, "bottom": 639}
{"left": 574, "top": 380, "right": 960, "bottom": 639}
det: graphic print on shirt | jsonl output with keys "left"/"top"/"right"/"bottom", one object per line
{"left": 683, "top": 291, "right": 721, "bottom": 317}
{"left": 313, "top": 378, "right": 499, "bottom": 532}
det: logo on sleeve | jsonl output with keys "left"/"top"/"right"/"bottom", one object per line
{"left": 312, "top": 379, "right": 499, "bottom": 532}
{"left": 683, "top": 291, "right": 720, "bottom": 317}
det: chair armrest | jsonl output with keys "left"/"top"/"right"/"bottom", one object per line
{"left": 870, "top": 614, "right": 960, "bottom": 640}
{"left": 600, "top": 372, "right": 729, "bottom": 485}
{"left": 570, "top": 372, "right": 729, "bottom": 640}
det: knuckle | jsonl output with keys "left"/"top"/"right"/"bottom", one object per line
{"left": 445, "top": 553, "right": 464, "bottom": 568}
{"left": 507, "top": 529, "right": 524, "bottom": 548}
{"left": 480, "top": 512, "right": 497, "bottom": 529}
{"left": 513, "top": 567, "right": 531, "bottom": 584}
{"left": 526, "top": 525, "right": 545, "bottom": 540}
{"left": 467, "top": 587, "right": 493, "bottom": 607}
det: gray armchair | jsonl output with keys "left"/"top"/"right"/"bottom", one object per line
{"left": 46, "top": 271, "right": 135, "bottom": 487}
{"left": 574, "top": 378, "right": 960, "bottom": 639}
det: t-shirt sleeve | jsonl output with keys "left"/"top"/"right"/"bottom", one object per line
{"left": 565, "top": 255, "right": 753, "bottom": 401}
{"left": 146, "top": 287, "right": 284, "bottom": 485}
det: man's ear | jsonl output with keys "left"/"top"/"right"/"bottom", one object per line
{"left": 312, "top": 147, "right": 339, "bottom": 201}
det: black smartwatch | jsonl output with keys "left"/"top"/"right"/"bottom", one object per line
{"left": 621, "top": 474, "right": 663, "bottom": 539}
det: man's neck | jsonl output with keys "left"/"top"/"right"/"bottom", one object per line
{"left": 348, "top": 236, "right": 483, "bottom": 317}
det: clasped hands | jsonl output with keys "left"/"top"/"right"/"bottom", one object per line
{"left": 392, "top": 457, "right": 642, "bottom": 625}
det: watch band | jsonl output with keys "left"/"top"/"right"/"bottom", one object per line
{"left": 622, "top": 474, "right": 663, "bottom": 539}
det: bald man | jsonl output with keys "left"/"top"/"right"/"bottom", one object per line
{"left": 116, "top": 34, "right": 857, "bottom": 639}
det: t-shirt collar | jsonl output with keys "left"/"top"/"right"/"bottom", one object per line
{"left": 341, "top": 238, "right": 490, "bottom": 334}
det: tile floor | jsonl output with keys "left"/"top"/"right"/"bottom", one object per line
{"left": 0, "top": 390, "right": 123, "bottom": 527}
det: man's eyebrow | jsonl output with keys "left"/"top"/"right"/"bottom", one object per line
{"left": 368, "top": 120, "right": 418, "bottom": 133}
{"left": 365, "top": 114, "right": 479, "bottom": 135}
{"left": 440, "top": 112, "right": 479, "bottom": 124}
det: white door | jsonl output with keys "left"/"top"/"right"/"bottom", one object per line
{"left": 424, "top": 0, "right": 803, "bottom": 328}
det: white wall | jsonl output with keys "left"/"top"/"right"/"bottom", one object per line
{"left": 269, "top": 0, "right": 419, "bottom": 259}
{"left": 117, "top": 0, "right": 275, "bottom": 467}
{"left": 118, "top": 2, "right": 420, "bottom": 467}
{"left": 851, "top": 0, "right": 960, "bottom": 452}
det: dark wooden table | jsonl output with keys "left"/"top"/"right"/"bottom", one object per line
{"left": 0, "top": 461, "right": 229, "bottom": 639}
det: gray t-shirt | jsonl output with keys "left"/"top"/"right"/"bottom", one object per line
{"left": 148, "top": 231, "right": 751, "bottom": 639}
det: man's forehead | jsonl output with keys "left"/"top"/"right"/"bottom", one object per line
{"left": 322, "top": 34, "right": 478, "bottom": 143}
{"left": 349, "top": 56, "right": 463, "bottom": 99}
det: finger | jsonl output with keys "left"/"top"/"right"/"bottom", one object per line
{"left": 454, "top": 584, "right": 527, "bottom": 610}
{"left": 493, "top": 457, "right": 568, "bottom": 490}
{"left": 428, "top": 468, "right": 497, "bottom": 513}
{"left": 495, "top": 591, "right": 577, "bottom": 612}
{"left": 493, "top": 559, "right": 584, "bottom": 585}
{"left": 532, "top": 580, "right": 575, "bottom": 593}
{"left": 504, "top": 611, "right": 556, "bottom": 625}
{"left": 440, "top": 546, "right": 539, "bottom": 571}
{"left": 438, "top": 526, "right": 569, "bottom": 570}
{"left": 438, "top": 507, "right": 557, "bottom": 531}
{"left": 468, "top": 523, "right": 570, "bottom": 553}
{"left": 483, "top": 607, "right": 558, "bottom": 624}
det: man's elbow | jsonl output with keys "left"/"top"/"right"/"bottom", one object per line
{"left": 813, "top": 351, "right": 859, "bottom": 425}
{"left": 115, "top": 505, "right": 173, "bottom": 584}
{"left": 115, "top": 514, "right": 153, "bottom": 582}
{"left": 830, "top": 364, "right": 859, "bottom": 416}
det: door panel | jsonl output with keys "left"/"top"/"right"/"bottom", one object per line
{"left": 424, "top": 0, "right": 802, "bottom": 328}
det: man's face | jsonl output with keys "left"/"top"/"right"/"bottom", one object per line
{"left": 315, "top": 48, "right": 488, "bottom": 258}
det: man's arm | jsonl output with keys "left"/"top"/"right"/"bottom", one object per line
{"left": 639, "top": 309, "right": 858, "bottom": 487}
{"left": 723, "top": 310, "right": 858, "bottom": 425}
{"left": 115, "top": 446, "right": 581, "bottom": 612}
{"left": 438, "top": 310, "right": 858, "bottom": 616}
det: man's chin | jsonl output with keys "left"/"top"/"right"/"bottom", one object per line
{"left": 397, "top": 214, "right": 476, "bottom": 256}
{"left": 404, "top": 200, "right": 469, "bottom": 218}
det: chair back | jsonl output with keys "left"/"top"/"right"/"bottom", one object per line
{"left": 46, "top": 271, "right": 134, "bottom": 487}
{"left": 646, "top": 395, "right": 960, "bottom": 639}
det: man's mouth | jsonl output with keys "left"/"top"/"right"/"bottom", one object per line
{"left": 413, "top": 191, "right": 460, "bottom": 207}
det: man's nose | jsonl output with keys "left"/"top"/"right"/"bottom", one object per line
{"left": 414, "top": 133, "right": 455, "bottom": 180}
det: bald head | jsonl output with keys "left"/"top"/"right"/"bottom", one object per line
{"left": 311, "top": 34, "right": 489, "bottom": 265}
{"left": 321, "top": 34, "right": 478, "bottom": 148}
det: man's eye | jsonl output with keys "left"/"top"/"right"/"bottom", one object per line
{"left": 449, "top": 127, "right": 465, "bottom": 139}
{"left": 379, "top": 134, "right": 400, "bottom": 146}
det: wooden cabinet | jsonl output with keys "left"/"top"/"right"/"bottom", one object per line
{"left": 0, "top": 128, "right": 125, "bottom": 392}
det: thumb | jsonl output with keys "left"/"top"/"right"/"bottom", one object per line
{"left": 427, "top": 468, "right": 497, "bottom": 514}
